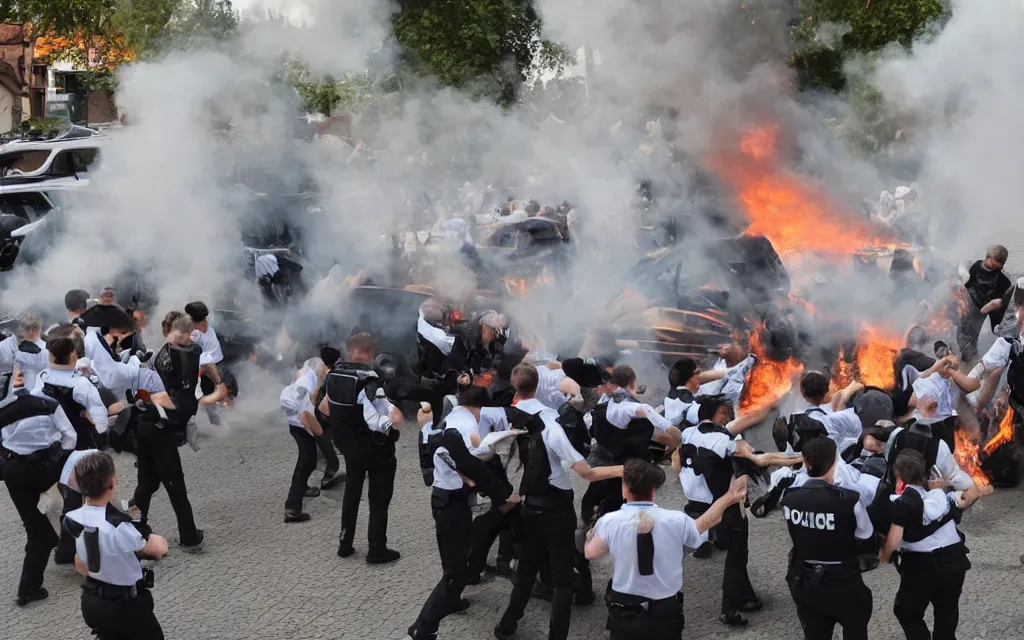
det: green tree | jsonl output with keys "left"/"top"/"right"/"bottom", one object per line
{"left": 163, "top": 0, "right": 238, "bottom": 51}
{"left": 791, "top": 0, "right": 949, "bottom": 92}
{"left": 390, "top": 0, "right": 571, "bottom": 107}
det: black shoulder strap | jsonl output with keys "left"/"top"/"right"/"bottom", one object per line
{"left": 17, "top": 340, "right": 41, "bottom": 354}
{"left": 0, "top": 393, "right": 59, "bottom": 429}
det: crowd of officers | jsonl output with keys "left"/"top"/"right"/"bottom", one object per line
{"left": 269, "top": 292, "right": 1013, "bottom": 640}
{"left": 0, "top": 287, "right": 228, "bottom": 638}
{"left": 1, "top": 262, "right": 1017, "bottom": 640}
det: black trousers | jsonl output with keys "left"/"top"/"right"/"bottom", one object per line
{"left": 466, "top": 503, "right": 519, "bottom": 577}
{"left": 132, "top": 419, "right": 201, "bottom": 546}
{"left": 286, "top": 426, "right": 318, "bottom": 512}
{"left": 315, "top": 431, "right": 341, "bottom": 475}
{"left": 787, "top": 566, "right": 872, "bottom": 640}
{"left": 411, "top": 497, "right": 473, "bottom": 636}
{"left": 55, "top": 484, "right": 84, "bottom": 564}
{"left": 3, "top": 453, "right": 60, "bottom": 598}
{"left": 338, "top": 438, "right": 396, "bottom": 551}
{"left": 719, "top": 504, "right": 756, "bottom": 614}
{"left": 498, "top": 503, "right": 578, "bottom": 640}
{"left": 81, "top": 586, "right": 164, "bottom": 640}
{"left": 607, "top": 591, "right": 684, "bottom": 640}
{"left": 894, "top": 552, "right": 969, "bottom": 640}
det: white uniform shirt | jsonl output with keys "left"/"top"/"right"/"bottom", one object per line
{"left": 84, "top": 329, "right": 140, "bottom": 395}
{"left": 0, "top": 391, "right": 77, "bottom": 454}
{"left": 358, "top": 388, "right": 398, "bottom": 433}
{"left": 911, "top": 374, "right": 960, "bottom": 420}
{"left": 417, "top": 313, "right": 455, "bottom": 356}
{"left": 805, "top": 407, "right": 863, "bottom": 453}
{"left": 536, "top": 366, "right": 568, "bottom": 411}
{"left": 515, "top": 398, "right": 584, "bottom": 491}
{"left": 892, "top": 485, "right": 963, "bottom": 553}
{"left": 33, "top": 368, "right": 109, "bottom": 434}
{"left": 429, "top": 406, "right": 482, "bottom": 490}
{"left": 191, "top": 327, "right": 224, "bottom": 367}
{"left": 677, "top": 424, "right": 737, "bottom": 505}
{"left": 594, "top": 502, "right": 706, "bottom": 599}
{"left": 0, "top": 335, "right": 15, "bottom": 373}
{"left": 781, "top": 458, "right": 880, "bottom": 509}
{"left": 280, "top": 368, "right": 318, "bottom": 428}
{"left": 663, "top": 391, "right": 700, "bottom": 427}
{"left": 11, "top": 338, "right": 48, "bottom": 388}
{"left": 60, "top": 448, "right": 100, "bottom": 487}
{"left": 696, "top": 355, "right": 757, "bottom": 406}
{"left": 607, "top": 397, "right": 673, "bottom": 432}
{"left": 66, "top": 504, "right": 146, "bottom": 586}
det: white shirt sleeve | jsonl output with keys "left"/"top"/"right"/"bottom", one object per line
{"left": 547, "top": 423, "right": 585, "bottom": 466}
{"left": 822, "top": 409, "right": 862, "bottom": 445}
{"left": 644, "top": 405, "right": 673, "bottom": 432}
{"left": 854, "top": 502, "right": 874, "bottom": 540}
{"left": 13, "top": 346, "right": 49, "bottom": 376}
{"left": 417, "top": 314, "right": 455, "bottom": 356}
{"left": 675, "top": 511, "right": 707, "bottom": 549}
{"left": 936, "top": 440, "right": 976, "bottom": 490}
{"left": 360, "top": 389, "right": 393, "bottom": 433}
{"left": 707, "top": 432, "right": 738, "bottom": 458}
{"left": 52, "top": 405, "right": 77, "bottom": 450}
{"left": 86, "top": 333, "right": 140, "bottom": 392}
{"left": 478, "top": 407, "right": 510, "bottom": 433}
{"left": 197, "top": 329, "right": 224, "bottom": 367}
{"left": 112, "top": 522, "right": 147, "bottom": 554}
{"left": 982, "top": 338, "right": 1013, "bottom": 371}
{"left": 73, "top": 379, "right": 109, "bottom": 435}
{"left": 0, "top": 335, "right": 15, "bottom": 369}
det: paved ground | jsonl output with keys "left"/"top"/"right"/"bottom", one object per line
{"left": 2, "top": 401, "right": 1023, "bottom": 640}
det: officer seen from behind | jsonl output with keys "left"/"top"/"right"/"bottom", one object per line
{"left": 65, "top": 451, "right": 169, "bottom": 639}
{"left": 319, "top": 332, "right": 403, "bottom": 563}
{"left": 495, "top": 363, "right": 625, "bottom": 640}
{"left": 781, "top": 437, "right": 874, "bottom": 640}
{"left": 585, "top": 459, "right": 747, "bottom": 640}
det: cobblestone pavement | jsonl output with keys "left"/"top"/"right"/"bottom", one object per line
{"left": 2, "top": 408, "right": 1022, "bottom": 640}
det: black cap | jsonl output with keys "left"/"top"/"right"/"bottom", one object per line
{"left": 563, "top": 357, "right": 608, "bottom": 388}
{"left": 78, "top": 304, "right": 132, "bottom": 332}
{"left": 184, "top": 301, "right": 209, "bottom": 323}
{"left": 853, "top": 389, "right": 894, "bottom": 431}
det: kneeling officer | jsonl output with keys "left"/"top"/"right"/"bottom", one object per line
{"left": 65, "top": 451, "right": 169, "bottom": 639}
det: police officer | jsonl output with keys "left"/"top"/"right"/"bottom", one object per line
{"left": 280, "top": 358, "right": 328, "bottom": 523}
{"left": 1, "top": 313, "right": 50, "bottom": 393}
{"left": 33, "top": 336, "right": 108, "bottom": 450}
{"left": 495, "top": 363, "right": 625, "bottom": 640}
{"left": 65, "top": 451, "right": 169, "bottom": 638}
{"left": 781, "top": 437, "right": 875, "bottom": 640}
{"left": 54, "top": 447, "right": 100, "bottom": 565}
{"left": 184, "top": 301, "right": 226, "bottom": 424}
{"left": 408, "top": 386, "right": 519, "bottom": 640}
{"left": 585, "top": 459, "right": 747, "bottom": 639}
{"left": 881, "top": 449, "right": 977, "bottom": 640}
{"left": 318, "top": 332, "right": 403, "bottom": 563}
{"left": 0, "top": 378, "right": 77, "bottom": 605}
{"left": 131, "top": 312, "right": 221, "bottom": 552}
{"left": 672, "top": 395, "right": 772, "bottom": 626}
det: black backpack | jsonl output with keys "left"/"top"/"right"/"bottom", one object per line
{"left": 556, "top": 401, "right": 590, "bottom": 457}
{"left": 517, "top": 412, "right": 552, "bottom": 496}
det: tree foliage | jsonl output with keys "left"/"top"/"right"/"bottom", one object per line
{"left": 791, "top": 0, "right": 949, "bottom": 92}
{"left": 391, "top": 0, "right": 571, "bottom": 107}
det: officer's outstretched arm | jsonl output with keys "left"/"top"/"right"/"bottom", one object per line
{"left": 728, "top": 406, "right": 773, "bottom": 435}
{"left": 74, "top": 554, "right": 89, "bottom": 577}
{"left": 139, "top": 534, "right": 169, "bottom": 561}
{"left": 571, "top": 461, "right": 624, "bottom": 483}
{"left": 694, "top": 476, "right": 747, "bottom": 534}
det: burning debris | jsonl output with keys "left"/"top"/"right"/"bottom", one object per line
{"left": 708, "top": 125, "right": 904, "bottom": 258}
{"left": 852, "top": 325, "right": 902, "bottom": 391}
{"left": 954, "top": 407, "right": 1020, "bottom": 488}
{"left": 739, "top": 324, "right": 803, "bottom": 414}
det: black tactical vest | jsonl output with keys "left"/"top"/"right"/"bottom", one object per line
{"left": 891, "top": 488, "right": 962, "bottom": 544}
{"left": 419, "top": 421, "right": 446, "bottom": 487}
{"left": 679, "top": 421, "right": 734, "bottom": 500}
{"left": 592, "top": 397, "right": 656, "bottom": 463}
{"left": 41, "top": 381, "right": 99, "bottom": 450}
{"left": 787, "top": 408, "right": 829, "bottom": 452}
{"left": 0, "top": 391, "right": 58, "bottom": 429}
{"left": 517, "top": 412, "right": 553, "bottom": 497}
{"left": 781, "top": 481, "right": 860, "bottom": 567}
{"left": 884, "top": 426, "right": 941, "bottom": 487}
{"left": 324, "top": 362, "right": 378, "bottom": 432}
{"left": 556, "top": 402, "right": 590, "bottom": 457}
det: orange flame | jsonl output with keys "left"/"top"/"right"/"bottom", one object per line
{"left": 853, "top": 325, "right": 902, "bottom": 391}
{"left": 954, "top": 428, "right": 990, "bottom": 487}
{"left": 708, "top": 125, "right": 903, "bottom": 258}
{"left": 983, "top": 407, "right": 1015, "bottom": 457}
{"left": 739, "top": 326, "right": 804, "bottom": 414}
{"left": 953, "top": 407, "right": 1016, "bottom": 487}
{"left": 829, "top": 347, "right": 854, "bottom": 396}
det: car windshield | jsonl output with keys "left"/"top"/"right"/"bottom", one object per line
{"left": 0, "top": 192, "right": 53, "bottom": 220}
{"left": 0, "top": 150, "right": 51, "bottom": 177}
